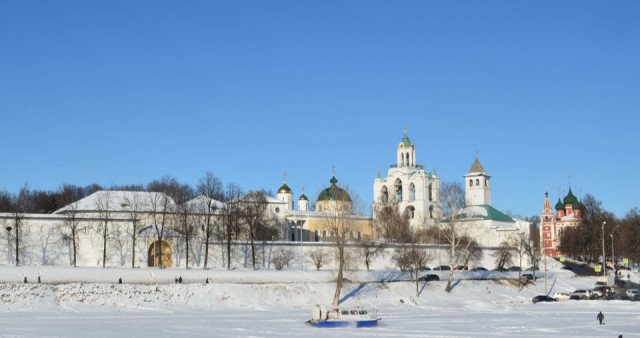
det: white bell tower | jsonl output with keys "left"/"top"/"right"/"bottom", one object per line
{"left": 464, "top": 155, "right": 492, "bottom": 206}
{"left": 397, "top": 125, "right": 415, "bottom": 168}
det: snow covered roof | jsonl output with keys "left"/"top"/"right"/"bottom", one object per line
{"left": 53, "top": 190, "right": 175, "bottom": 214}
{"left": 459, "top": 204, "right": 515, "bottom": 223}
{"left": 186, "top": 195, "right": 225, "bottom": 212}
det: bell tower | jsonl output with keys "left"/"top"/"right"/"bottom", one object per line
{"left": 540, "top": 189, "right": 556, "bottom": 256}
{"left": 397, "top": 125, "right": 416, "bottom": 168}
{"left": 464, "top": 155, "right": 492, "bottom": 206}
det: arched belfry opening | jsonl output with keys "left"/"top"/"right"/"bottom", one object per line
{"left": 380, "top": 186, "right": 389, "bottom": 204}
{"left": 394, "top": 178, "right": 403, "bottom": 202}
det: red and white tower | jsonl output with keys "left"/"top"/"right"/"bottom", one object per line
{"left": 540, "top": 191, "right": 556, "bottom": 256}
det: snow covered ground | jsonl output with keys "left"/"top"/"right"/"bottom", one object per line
{"left": 0, "top": 265, "right": 639, "bottom": 337}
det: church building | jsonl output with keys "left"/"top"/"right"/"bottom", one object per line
{"left": 540, "top": 188, "right": 584, "bottom": 257}
{"left": 373, "top": 128, "right": 442, "bottom": 229}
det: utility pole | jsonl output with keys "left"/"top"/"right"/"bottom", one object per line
{"left": 601, "top": 221, "right": 606, "bottom": 276}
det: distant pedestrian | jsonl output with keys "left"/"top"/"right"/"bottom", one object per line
{"left": 175, "top": 277, "right": 178, "bottom": 284}
{"left": 178, "top": 276, "right": 183, "bottom": 284}
{"left": 597, "top": 311, "right": 604, "bottom": 325}
{"left": 38, "top": 276, "right": 41, "bottom": 283}
{"left": 23, "top": 277, "right": 27, "bottom": 284}
{"left": 205, "top": 278, "right": 209, "bottom": 284}
{"left": 118, "top": 277, "right": 122, "bottom": 284}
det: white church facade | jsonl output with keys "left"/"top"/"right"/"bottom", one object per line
{"left": 373, "top": 128, "right": 442, "bottom": 229}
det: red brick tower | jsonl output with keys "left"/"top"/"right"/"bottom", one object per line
{"left": 540, "top": 191, "right": 556, "bottom": 256}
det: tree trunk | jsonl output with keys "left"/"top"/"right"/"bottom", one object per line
{"left": 72, "top": 232, "right": 77, "bottom": 267}
{"left": 131, "top": 231, "right": 136, "bottom": 269}
{"left": 185, "top": 235, "right": 190, "bottom": 269}
{"left": 332, "top": 246, "right": 345, "bottom": 307}
{"left": 15, "top": 223, "right": 19, "bottom": 266}
{"left": 204, "top": 219, "right": 210, "bottom": 270}
{"left": 102, "top": 225, "right": 107, "bottom": 268}
{"left": 251, "top": 237, "right": 256, "bottom": 270}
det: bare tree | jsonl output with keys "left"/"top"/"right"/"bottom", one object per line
{"left": 457, "top": 236, "right": 483, "bottom": 269}
{"left": 241, "top": 190, "right": 272, "bottom": 270}
{"left": 308, "top": 247, "right": 329, "bottom": 270}
{"left": 146, "top": 181, "right": 175, "bottom": 268}
{"left": 271, "top": 247, "right": 295, "bottom": 270}
{"left": 59, "top": 201, "right": 85, "bottom": 267}
{"left": 94, "top": 190, "right": 113, "bottom": 268}
{"left": 123, "top": 193, "right": 145, "bottom": 268}
{"left": 31, "top": 223, "right": 57, "bottom": 265}
{"left": 525, "top": 236, "right": 541, "bottom": 282}
{"left": 316, "top": 182, "right": 357, "bottom": 307}
{"left": 392, "top": 243, "right": 433, "bottom": 296}
{"left": 361, "top": 241, "right": 386, "bottom": 271}
{"left": 174, "top": 184, "right": 196, "bottom": 269}
{"left": 197, "top": 172, "right": 224, "bottom": 269}
{"left": 510, "top": 231, "right": 529, "bottom": 283}
{"left": 493, "top": 240, "right": 515, "bottom": 270}
{"left": 9, "top": 184, "right": 31, "bottom": 266}
{"left": 437, "top": 181, "right": 472, "bottom": 293}
{"left": 220, "top": 183, "right": 244, "bottom": 270}
{"left": 373, "top": 204, "right": 411, "bottom": 243}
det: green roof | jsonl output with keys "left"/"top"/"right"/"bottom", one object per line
{"left": 563, "top": 188, "right": 578, "bottom": 205}
{"left": 459, "top": 204, "right": 515, "bottom": 222}
{"left": 401, "top": 134, "right": 412, "bottom": 147}
{"left": 555, "top": 198, "right": 565, "bottom": 210}
{"left": 317, "top": 176, "right": 352, "bottom": 202}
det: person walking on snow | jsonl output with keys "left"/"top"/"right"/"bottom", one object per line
{"left": 597, "top": 311, "right": 604, "bottom": 325}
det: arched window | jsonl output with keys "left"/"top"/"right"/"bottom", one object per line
{"left": 429, "top": 205, "right": 434, "bottom": 219}
{"left": 314, "top": 230, "right": 319, "bottom": 242}
{"left": 322, "top": 230, "right": 328, "bottom": 239}
{"left": 409, "top": 183, "right": 416, "bottom": 201}
{"left": 395, "top": 179, "right": 403, "bottom": 202}
{"left": 476, "top": 179, "right": 479, "bottom": 185}
{"left": 357, "top": 232, "right": 362, "bottom": 240}
{"left": 469, "top": 179, "right": 473, "bottom": 187}
{"left": 407, "top": 206, "right": 415, "bottom": 219}
{"left": 381, "top": 186, "right": 389, "bottom": 204}
{"left": 428, "top": 183, "right": 433, "bottom": 201}
{"left": 406, "top": 153, "right": 410, "bottom": 166}
{"left": 485, "top": 179, "right": 489, "bottom": 187}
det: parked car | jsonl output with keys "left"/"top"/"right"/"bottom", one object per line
{"left": 532, "top": 295, "right": 557, "bottom": 304}
{"left": 434, "top": 265, "right": 451, "bottom": 271}
{"left": 625, "top": 289, "right": 639, "bottom": 298}
{"left": 633, "top": 294, "right": 640, "bottom": 301}
{"left": 570, "top": 289, "right": 593, "bottom": 300}
{"left": 562, "top": 265, "right": 574, "bottom": 271}
{"left": 418, "top": 274, "right": 440, "bottom": 282}
{"left": 507, "top": 266, "right": 521, "bottom": 272}
{"left": 614, "top": 279, "right": 626, "bottom": 288}
{"left": 591, "top": 288, "right": 604, "bottom": 298}
{"left": 471, "top": 267, "right": 487, "bottom": 271}
{"left": 552, "top": 292, "right": 570, "bottom": 301}
{"left": 522, "top": 273, "right": 534, "bottom": 280}
{"left": 593, "top": 286, "right": 613, "bottom": 297}
{"left": 453, "top": 265, "right": 468, "bottom": 271}
{"left": 493, "top": 267, "right": 507, "bottom": 272}
{"left": 569, "top": 294, "right": 581, "bottom": 300}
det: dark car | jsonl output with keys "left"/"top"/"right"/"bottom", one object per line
{"left": 471, "top": 267, "right": 487, "bottom": 271}
{"left": 418, "top": 274, "right": 440, "bottom": 282}
{"left": 493, "top": 267, "right": 507, "bottom": 272}
{"left": 569, "top": 295, "right": 581, "bottom": 300}
{"left": 434, "top": 265, "right": 451, "bottom": 271}
{"left": 508, "top": 266, "right": 522, "bottom": 272}
{"left": 562, "top": 265, "right": 574, "bottom": 271}
{"left": 522, "top": 273, "right": 534, "bottom": 280}
{"left": 532, "top": 295, "right": 557, "bottom": 304}
{"left": 614, "top": 279, "right": 626, "bottom": 288}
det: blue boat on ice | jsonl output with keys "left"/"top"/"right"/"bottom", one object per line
{"left": 306, "top": 305, "right": 380, "bottom": 327}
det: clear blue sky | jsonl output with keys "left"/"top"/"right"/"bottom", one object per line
{"left": 1, "top": 1, "right": 639, "bottom": 218}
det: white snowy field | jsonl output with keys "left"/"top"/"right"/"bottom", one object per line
{"left": 0, "top": 266, "right": 639, "bottom": 337}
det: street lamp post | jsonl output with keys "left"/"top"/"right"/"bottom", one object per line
{"left": 601, "top": 221, "right": 606, "bottom": 276}
{"left": 611, "top": 225, "right": 620, "bottom": 268}
{"left": 5, "top": 226, "right": 11, "bottom": 264}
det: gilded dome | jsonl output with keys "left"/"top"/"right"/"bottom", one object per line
{"left": 277, "top": 181, "right": 292, "bottom": 194}
{"left": 298, "top": 193, "right": 308, "bottom": 201}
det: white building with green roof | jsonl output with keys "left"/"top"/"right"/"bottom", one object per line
{"left": 456, "top": 157, "right": 530, "bottom": 247}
